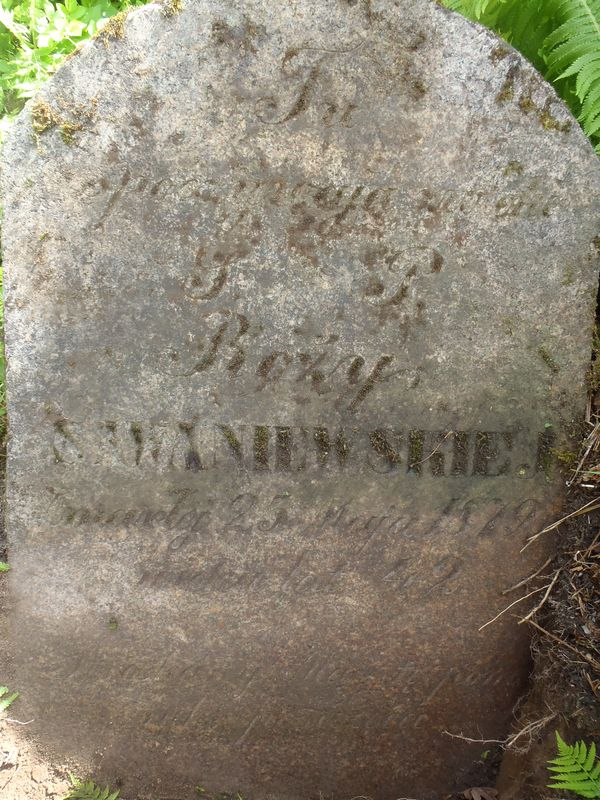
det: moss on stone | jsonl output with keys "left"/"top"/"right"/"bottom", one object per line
{"left": 539, "top": 110, "right": 571, "bottom": 133}
{"left": 161, "top": 0, "right": 184, "bottom": 16}
{"left": 551, "top": 448, "right": 578, "bottom": 467}
{"left": 60, "top": 120, "right": 83, "bottom": 144}
{"left": 519, "top": 93, "right": 572, "bottom": 133}
{"left": 96, "top": 10, "right": 128, "bottom": 46}
{"left": 31, "top": 98, "right": 89, "bottom": 145}
{"left": 501, "top": 317, "right": 515, "bottom": 336}
{"left": 489, "top": 45, "right": 510, "bottom": 64}
{"left": 519, "top": 94, "right": 535, "bottom": 114}
{"left": 31, "top": 100, "right": 61, "bottom": 135}
{"left": 503, "top": 160, "right": 524, "bottom": 176}
{"left": 538, "top": 346, "right": 559, "bottom": 374}
{"left": 562, "top": 266, "right": 575, "bottom": 286}
{"left": 496, "top": 76, "right": 514, "bottom": 104}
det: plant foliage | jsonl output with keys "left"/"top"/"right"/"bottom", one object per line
{"left": 441, "top": 0, "right": 600, "bottom": 153}
{"left": 63, "top": 778, "right": 120, "bottom": 800}
{"left": 0, "top": 685, "right": 19, "bottom": 712}
{"left": 547, "top": 732, "right": 600, "bottom": 798}
{"left": 546, "top": 0, "right": 600, "bottom": 140}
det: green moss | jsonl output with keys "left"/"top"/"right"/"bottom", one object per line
{"left": 60, "top": 120, "right": 82, "bottom": 144}
{"left": 538, "top": 346, "right": 559, "bottom": 374}
{"left": 253, "top": 426, "right": 269, "bottom": 468}
{"left": 496, "top": 76, "right": 514, "bottom": 104}
{"left": 539, "top": 110, "right": 571, "bottom": 133}
{"left": 518, "top": 93, "right": 572, "bottom": 132}
{"left": 562, "top": 266, "right": 575, "bottom": 286}
{"left": 551, "top": 448, "right": 578, "bottom": 467}
{"left": 31, "top": 99, "right": 60, "bottom": 134}
{"left": 519, "top": 94, "right": 535, "bottom": 114}
{"left": 162, "top": 0, "right": 184, "bottom": 16}
{"left": 588, "top": 361, "right": 600, "bottom": 393}
{"left": 369, "top": 430, "right": 401, "bottom": 465}
{"left": 503, "top": 160, "right": 524, "bottom": 176}
{"left": 501, "top": 317, "right": 515, "bottom": 336}
{"left": 31, "top": 96, "right": 94, "bottom": 145}
{"left": 223, "top": 429, "right": 237, "bottom": 448}
{"left": 95, "top": 10, "right": 128, "bottom": 45}
{"left": 587, "top": 324, "right": 600, "bottom": 392}
{"left": 495, "top": 196, "right": 523, "bottom": 217}
{"left": 490, "top": 45, "right": 510, "bottom": 64}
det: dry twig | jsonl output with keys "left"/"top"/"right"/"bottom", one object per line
{"left": 479, "top": 585, "right": 550, "bottom": 631}
{"left": 518, "top": 569, "right": 561, "bottom": 624}
{"left": 443, "top": 711, "right": 557, "bottom": 754}
{"left": 502, "top": 558, "right": 553, "bottom": 595}
{"left": 409, "top": 431, "right": 454, "bottom": 468}
{"left": 525, "top": 619, "right": 600, "bottom": 671}
{"left": 567, "top": 420, "right": 600, "bottom": 486}
{"left": 521, "top": 497, "right": 600, "bottom": 551}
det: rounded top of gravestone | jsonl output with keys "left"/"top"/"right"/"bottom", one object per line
{"left": 4, "top": 0, "right": 598, "bottom": 176}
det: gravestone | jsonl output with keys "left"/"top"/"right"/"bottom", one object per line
{"left": 2, "top": 0, "right": 600, "bottom": 797}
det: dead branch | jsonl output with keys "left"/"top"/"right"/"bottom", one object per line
{"left": 502, "top": 557, "right": 553, "bottom": 595}
{"left": 521, "top": 497, "right": 600, "bottom": 552}
{"left": 479, "top": 585, "right": 550, "bottom": 631}
{"left": 518, "top": 570, "right": 561, "bottom": 625}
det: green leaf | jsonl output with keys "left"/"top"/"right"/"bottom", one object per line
{"left": 63, "top": 778, "right": 120, "bottom": 800}
{"left": 0, "top": 6, "right": 29, "bottom": 41}
{"left": 544, "top": 0, "right": 600, "bottom": 149}
{"left": 0, "top": 688, "right": 19, "bottom": 713}
{"left": 547, "top": 732, "right": 600, "bottom": 798}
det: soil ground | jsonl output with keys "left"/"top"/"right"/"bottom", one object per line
{"left": 496, "top": 489, "right": 600, "bottom": 800}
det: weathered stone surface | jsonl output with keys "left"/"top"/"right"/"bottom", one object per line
{"left": 2, "top": 1, "right": 600, "bottom": 797}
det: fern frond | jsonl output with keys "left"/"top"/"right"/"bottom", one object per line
{"left": 547, "top": 732, "right": 600, "bottom": 798}
{"left": 441, "top": 0, "right": 499, "bottom": 17}
{"left": 63, "top": 779, "right": 120, "bottom": 800}
{"left": 494, "top": 0, "right": 553, "bottom": 69}
{"left": 442, "top": 0, "right": 470, "bottom": 10}
{"left": 545, "top": 0, "right": 600, "bottom": 146}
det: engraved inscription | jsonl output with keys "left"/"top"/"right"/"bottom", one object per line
{"left": 50, "top": 419, "right": 552, "bottom": 477}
